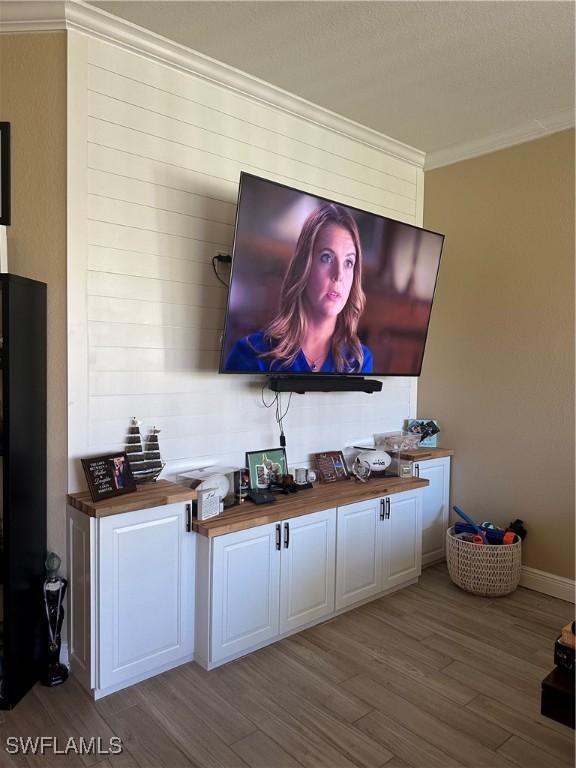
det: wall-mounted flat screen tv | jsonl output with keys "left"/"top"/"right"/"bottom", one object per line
{"left": 220, "top": 173, "right": 444, "bottom": 377}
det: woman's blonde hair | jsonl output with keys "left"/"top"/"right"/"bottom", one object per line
{"left": 262, "top": 203, "right": 366, "bottom": 372}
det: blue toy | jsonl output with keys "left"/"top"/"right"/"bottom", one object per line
{"left": 453, "top": 505, "right": 486, "bottom": 541}
{"left": 453, "top": 507, "right": 518, "bottom": 545}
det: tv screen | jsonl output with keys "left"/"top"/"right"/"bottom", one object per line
{"left": 220, "top": 173, "right": 444, "bottom": 377}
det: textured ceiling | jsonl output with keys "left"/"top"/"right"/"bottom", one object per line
{"left": 92, "top": 1, "right": 575, "bottom": 155}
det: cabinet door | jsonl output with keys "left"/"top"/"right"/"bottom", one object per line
{"left": 417, "top": 457, "right": 450, "bottom": 566}
{"left": 280, "top": 509, "right": 336, "bottom": 634}
{"left": 382, "top": 490, "right": 422, "bottom": 591}
{"left": 336, "top": 499, "right": 382, "bottom": 610}
{"left": 98, "top": 502, "right": 194, "bottom": 690}
{"left": 212, "top": 524, "right": 280, "bottom": 664}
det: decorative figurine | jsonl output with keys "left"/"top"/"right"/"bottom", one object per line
{"left": 352, "top": 456, "right": 371, "bottom": 483}
{"left": 124, "top": 418, "right": 165, "bottom": 483}
{"left": 41, "top": 552, "right": 68, "bottom": 687}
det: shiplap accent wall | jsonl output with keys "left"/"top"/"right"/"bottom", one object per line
{"left": 68, "top": 30, "right": 424, "bottom": 489}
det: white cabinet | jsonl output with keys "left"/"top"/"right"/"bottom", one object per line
{"left": 68, "top": 499, "right": 196, "bottom": 699}
{"left": 279, "top": 509, "right": 336, "bottom": 634}
{"left": 70, "top": 478, "right": 430, "bottom": 689}
{"left": 98, "top": 504, "right": 195, "bottom": 690}
{"left": 381, "top": 490, "right": 422, "bottom": 590}
{"left": 335, "top": 498, "right": 382, "bottom": 610}
{"left": 414, "top": 457, "right": 451, "bottom": 566}
{"left": 211, "top": 523, "right": 280, "bottom": 664}
{"left": 336, "top": 489, "right": 421, "bottom": 609}
{"left": 206, "top": 508, "right": 336, "bottom": 667}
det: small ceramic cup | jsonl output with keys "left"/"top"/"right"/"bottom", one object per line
{"left": 294, "top": 467, "right": 307, "bottom": 484}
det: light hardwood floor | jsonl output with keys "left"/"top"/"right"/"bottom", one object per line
{"left": 1, "top": 564, "right": 574, "bottom": 768}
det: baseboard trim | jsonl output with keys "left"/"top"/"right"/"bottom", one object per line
{"left": 61, "top": 641, "right": 70, "bottom": 668}
{"left": 520, "top": 566, "right": 575, "bottom": 603}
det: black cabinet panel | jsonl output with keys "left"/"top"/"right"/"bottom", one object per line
{"left": 0, "top": 274, "right": 47, "bottom": 708}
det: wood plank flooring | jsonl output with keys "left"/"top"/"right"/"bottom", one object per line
{"left": 2, "top": 564, "right": 574, "bottom": 768}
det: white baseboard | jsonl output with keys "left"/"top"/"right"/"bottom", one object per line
{"left": 61, "top": 641, "right": 70, "bottom": 668}
{"left": 520, "top": 566, "right": 575, "bottom": 603}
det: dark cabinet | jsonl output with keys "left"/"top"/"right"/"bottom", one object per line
{"left": 0, "top": 274, "right": 47, "bottom": 708}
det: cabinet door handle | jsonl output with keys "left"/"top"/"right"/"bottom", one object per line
{"left": 284, "top": 522, "right": 290, "bottom": 548}
{"left": 414, "top": 463, "right": 420, "bottom": 478}
{"left": 275, "top": 523, "right": 281, "bottom": 550}
{"left": 186, "top": 503, "right": 192, "bottom": 532}
{"left": 380, "top": 498, "right": 385, "bottom": 521}
{"left": 385, "top": 497, "right": 391, "bottom": 519}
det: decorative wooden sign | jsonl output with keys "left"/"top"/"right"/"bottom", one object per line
{"left": 81, "top": 452, "right": 137, "bottom": 503}
{"left": 313, "top": 451, "right": 349, "bottom": 483}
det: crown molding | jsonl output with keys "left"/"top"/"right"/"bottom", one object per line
{"left": 425, "top": 110, "right": 575, "bottom": 171}
{"left": 0, "top": 1, "right": 66, "bottom": 30}
{"left": 0, "top": 0, "right": 425, "bottom": 169}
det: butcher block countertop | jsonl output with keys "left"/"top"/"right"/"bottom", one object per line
{"left": 67, "top": 479, "right": 196, "bottom": 518}
{"left": 398, "top": 447, "right": 454, "bottom": 461}
{"left": 193, "top": 475, "right": 429, "bottom": 538}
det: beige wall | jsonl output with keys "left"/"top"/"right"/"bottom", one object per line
{"left": 422, "top": 130, "right": 575, "bottom": 580}
{"left": 0, "top": 34, "right": 68, "bottom": 562}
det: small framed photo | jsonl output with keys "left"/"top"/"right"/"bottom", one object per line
{"left": 81, "top": 452, "right": 137, "bottom": 502}
{"left": 0, "top": 123, "right": 10, "bottom": 226}
{"left": 245, "top": 448, "right": 287, "bottom": 490}
{"left": 314, "top": 451, "right": 349, "bottom": 483}
{"left": 405, "top": 419, "right": 440, "bottom": 448}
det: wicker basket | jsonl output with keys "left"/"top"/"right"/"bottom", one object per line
{"left": 446, "top": 526, "right": 522, "bottom": 596}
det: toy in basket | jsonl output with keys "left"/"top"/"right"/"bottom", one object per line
{"left": 447, "top": 506, "right": 522, "bottom": 596}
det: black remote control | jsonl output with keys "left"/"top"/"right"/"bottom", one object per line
{"left": 246, "top": 490, "right": 276, "bottom": 505}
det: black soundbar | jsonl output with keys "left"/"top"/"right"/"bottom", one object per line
{"left": 268, "top": 375, "right": 382, "bottom": 394}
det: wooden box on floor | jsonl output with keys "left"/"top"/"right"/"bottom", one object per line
{"left": 541, "top": 667, "right": 575, "bottom": 729}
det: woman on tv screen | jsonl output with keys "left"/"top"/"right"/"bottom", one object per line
{"left": 225, "top": 203, "right": 373, "bottom": 374}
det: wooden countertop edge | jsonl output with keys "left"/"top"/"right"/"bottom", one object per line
{"left": 398, "top": 447, "right": 454, "bottom": 460}
{"left": 193, "top": 476, "right": 429, "bottom": 538}
{"left": 67, "top": 480, "right": 196, "bottom": 518}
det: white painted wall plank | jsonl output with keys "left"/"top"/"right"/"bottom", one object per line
{"left": 87, "top": 67, "right": 417, "bottom": 200}
{"left": 87, "top": 116, "right": 415, "bottom": 216}
{"left": 87, "top": 41, "right": 418, "bottom": 184}
{"left": 87, "top": 247, "right": 217, "bottom": 284}
{"left": 87, "top": 168, "right": 236, "bottom": 225}
{"left": 90, "top": 346, "right": 222, "bottom": 371}
{"left": 87, "top": 272, "right": 224, "bottom": 308}
{"left": 88, "top": 194, "right": 235, "bottom": 245}
{"left": 69, "top": 32, "right": 423, "bottom": 483}
{"left": 88, "top": 144, "right": 237, "bottom": 209}
{"left": 88, "top": 220, "right": 225, "bottom": 262}
{"left": 87, "top": 296, "right": 224, "bottom": 328}
{"left": 88, "top": 322, "right": 220, "bottom": 350}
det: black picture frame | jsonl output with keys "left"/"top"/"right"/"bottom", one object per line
{"left": 245, "top": 447, "right": 288, "bottom": 489}
{"left": 0, "top": 123, "right": 10, "bottom": 226}
{"left": 81, "top": 452, "right": 137, "bottom": 503}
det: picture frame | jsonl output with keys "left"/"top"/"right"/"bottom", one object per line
{"left": 81, "top": 452, "right": 137, "bottom": 503}
{"left": 245, "top": 448, "right": 287, "bottom": 490}
{"left": 405, "top": 419, "right": 440, "bottom": 448}
{"left": 0, "top": 123, "right": 10, "bottom": 226}
{"left": 314, "top": 451, "right": 349, "bottom": 483}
